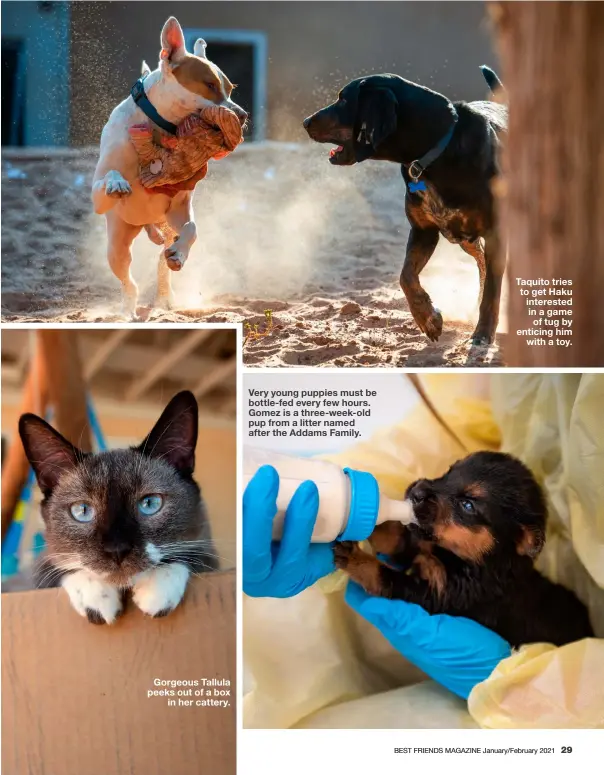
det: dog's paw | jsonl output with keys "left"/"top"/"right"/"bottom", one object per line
{"left": 132, "top": 563, "right": 189, "bottom": 618}
{"left": 144, "top": 224, "right": 165, "bottom": 245}
{"left": 419, "top": 308, "right": 443, "bottom": 342}
{"left": 121, "top": 306, "right": 141, "bottom": 322}
{"left": 61, "top": 571, "right": 123, "bottom": 624}
{"left": 120, "top": 290, "right": 140, "bottom": 321}
{"left": 368, "top": 521, "right": 408, "bottom": 555}
{"left": 334, "top": 542, "right": 384, "bottom": 595}
{"left": 154, "top": 293, "right": 174, "bottom": 311}
{"left": 470, "top": 326, "right": 495, "bottom": 346}
{"left": 104, "top": 170, "right": 132, "bottom": 198}
{"left": 163, "top": 244, "right": 186, "bottom": 272}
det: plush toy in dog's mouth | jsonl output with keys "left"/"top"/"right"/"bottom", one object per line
{"left": 129, "top": 105, "right": 244, "bottom": 195}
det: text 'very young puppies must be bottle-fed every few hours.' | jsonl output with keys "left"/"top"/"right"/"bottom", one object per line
{"left": 244, "top": 448, "right": 416, "bottom": 542}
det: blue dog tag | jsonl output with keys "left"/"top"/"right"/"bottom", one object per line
{"left": 408, "top": 180, "right": 427, "bottom": 193}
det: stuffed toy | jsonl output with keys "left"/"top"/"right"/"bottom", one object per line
{"left": 128, "top": 105, "right": 244, "bottom": 196}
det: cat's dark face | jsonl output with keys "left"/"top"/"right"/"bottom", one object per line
{"left": 19, "top": 391, "right": 208, "bottom": 586}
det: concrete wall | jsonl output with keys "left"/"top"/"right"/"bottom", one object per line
{"left": 1, "top": 0, "right": 71, "bottom": 146}
{"left": 69, "top": 0, "right": 497, "bottom": 145}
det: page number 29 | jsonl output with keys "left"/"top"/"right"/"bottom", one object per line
{"left": 561, "top": 747, "right": 573, "bottom": 754}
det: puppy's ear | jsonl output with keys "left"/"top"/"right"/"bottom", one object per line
{"left": 160, "top": 17, "right": 187, "bottom": 64}
{"left": 358, "top": 87, "right": 398, "bottom": 150}
{"left": 18, "top": 414, "right": 80, "bottom": 495}
{"left": 516, "top": 525, "right": 545, "bottom": 558}
{"left": 141, "top": 60, "right": 151, "bottom": 78}
{"left": 193, "top": 38, "right": 207, "bottom": 58}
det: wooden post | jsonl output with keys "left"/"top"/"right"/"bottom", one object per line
{"left": 1, "top": 340, "right": 48, "bottom": 541}
{"left": 1, "top": 331, "right": 92, "bottom": 542}
{"left": 494, "top": 2, "right": 604, "bottom": 366}
{"left": 38, "top": 331, "right": 92, "bottom": 453}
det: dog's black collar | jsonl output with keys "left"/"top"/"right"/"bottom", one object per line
{"left": 130, "top": 76, "right": 178, "bottom": 136}
{"left": 407, "top": 110, "right": 459, "bottom": 181}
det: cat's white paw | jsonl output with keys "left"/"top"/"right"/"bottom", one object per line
{"left": 62, "top": 570, "right": 123, "bottom": 625}
{"left": 132, "top": 563, "right": 190, "bottom": 617}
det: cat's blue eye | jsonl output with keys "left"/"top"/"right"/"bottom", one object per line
{"left": 460, "top": 499, "right": 475, "bottom": 514}
{"left": 70, "top": 502, "right": 95, "bottom": 523}
{"left": 138, "top": 494, "right": 163, "bottom": 516}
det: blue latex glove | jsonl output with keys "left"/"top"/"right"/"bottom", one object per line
{"left": 345, "top": 581, "right": 512, "bottom": 699}
{"left": 243, "top": 465, "right": 336, "bottom": 598}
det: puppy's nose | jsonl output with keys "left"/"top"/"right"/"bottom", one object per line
{"left": 408, "top": 481, "right": 432, "bottom": 506}
{"left": 303, "top": 116, "right": 312, "bottom": 130}
{"left": 103, "top": 539, "right": 132, "bottom": 565}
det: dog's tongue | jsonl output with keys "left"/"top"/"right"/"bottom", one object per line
{"left": 329, "top": 145, "right": 344, "bottom": 158}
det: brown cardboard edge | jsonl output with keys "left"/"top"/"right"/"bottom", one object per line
{"left": 2, "top": 570, "right": 236, "bottom": 775}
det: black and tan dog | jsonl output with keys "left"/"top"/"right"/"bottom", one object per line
{"left": 335, "top": 452, "right": 593, "bottom": 647}
{"left": 303, "top": 67, "right": 507, "bottom": 346}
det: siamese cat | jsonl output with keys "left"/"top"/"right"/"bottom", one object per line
{"left": 19, "top": 391, "right": 217, "bottom": 624}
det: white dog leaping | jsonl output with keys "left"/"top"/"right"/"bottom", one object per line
{"left": 91, "top": 16, "right": 247, "bottom": 318}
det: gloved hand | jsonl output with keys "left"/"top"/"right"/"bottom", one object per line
{"left": 243, "top": 465, "right": 336, "bottom": 598}
{"left": 345, "top": 581, "right": 512, "bottom": 699}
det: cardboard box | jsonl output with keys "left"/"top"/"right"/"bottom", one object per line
{"left": 2, "top": 571, "right": 235, "bottom": 775}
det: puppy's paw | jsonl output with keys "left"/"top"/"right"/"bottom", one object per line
{"left": 368, "top": 521, "right": 407, "bottom": 555}
{"left": 132, "top": 563, "right": 189, "bottom": 618}
{"left": 163, "top": 244, "right": 186, "bottom": 272}
{"left": 334, "top": 541, "right": 357, "bottom": 570}
{"left": 61, "top": 570, "right": 123, "bottom": 624}
{"left": 103, "top": 170, "right": 132, "bottom": 198}
{"left": 334, "top": 542, "right": 384, "bottom": 596}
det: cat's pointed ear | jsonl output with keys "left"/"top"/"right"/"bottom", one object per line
{"left": 138, "top": 391, "right": 198, "bottom": 475}
{"left": 18, "top": 414, "right": 80, "bottom": 493}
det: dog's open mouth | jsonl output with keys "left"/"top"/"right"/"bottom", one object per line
{"left": 328, "top": 141, "right": 356, "bottom": 166}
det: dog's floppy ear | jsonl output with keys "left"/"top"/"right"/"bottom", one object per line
{"left": 160, "top": 17, "right": 187, "bottom": 64}
{"left": 358, "top": 87, "right": 398, "bottom": 150}
{"left": 516, "top": 525, "right": 545, "bottom": 558}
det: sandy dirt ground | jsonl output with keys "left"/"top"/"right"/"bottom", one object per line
{"left": 1, "top": 144, "right": 505, "bottom": 366}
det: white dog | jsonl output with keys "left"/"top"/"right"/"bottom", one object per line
{"left": 92, "top": 17, "right": 247, "bottom": 318}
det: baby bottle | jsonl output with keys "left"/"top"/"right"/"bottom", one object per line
{"left": 243, "top": 447, "right": 415, "bottom": 542}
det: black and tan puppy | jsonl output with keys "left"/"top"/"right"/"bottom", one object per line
{"left": 335, "top": 452, "right": 593, "bottom": 647}
{"left": 303, "top": 67, "right": 507, "bottom": 346}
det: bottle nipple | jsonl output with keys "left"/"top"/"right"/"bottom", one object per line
{"left": 385, "top": 497, "right": 416, "bottom": 525}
